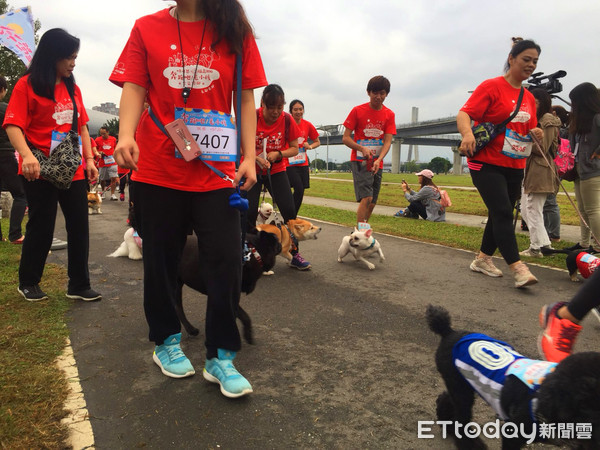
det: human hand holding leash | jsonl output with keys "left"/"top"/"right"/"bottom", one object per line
{"left": 235, "top": 158, "right": 256, "bottom": 191}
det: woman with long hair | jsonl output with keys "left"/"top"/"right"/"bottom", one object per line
{"left": 519, "top": 88, "right": 560, "bottom": 257}
{"left": 457, "top": 38, "right": 543, "bottom": 288}
{"left": 287, "top": 99, "right": 320, "bottom": 214}
{"left": 3, "top": 28, "right": 101, "bottom": 302}
{"left": 397, "top": 169, "right": 445, "bottom": 222}
{"left": 111, "top": 0, "right": 266, "bottom": 397}
{"left": 567, "top": 82, "right": 600, "bottom": 251}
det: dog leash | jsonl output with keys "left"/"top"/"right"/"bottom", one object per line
{"left": 529, "top": 132, "right": 600, "bottom": 249}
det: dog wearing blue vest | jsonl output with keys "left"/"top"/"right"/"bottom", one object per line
{"left": 426, "top": 304, "right": 600, "bottom": 449}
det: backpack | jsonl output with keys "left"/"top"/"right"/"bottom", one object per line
{"left": 554, "top": 137, "right": 575, "bottom": 179}
{"left": 437, "top": 189, "right": 452, "bottom": 207}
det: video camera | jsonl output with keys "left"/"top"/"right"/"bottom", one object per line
{"left": 526, "top": 70, "right": 566, "bottom": 94}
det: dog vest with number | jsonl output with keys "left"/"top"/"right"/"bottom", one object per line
{"left": 576, "top": 252, "right": 600, "bottom": 279}
{"left": 453, "top": 333, "right": 557, "bottom": 420}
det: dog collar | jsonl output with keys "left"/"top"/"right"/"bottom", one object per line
{"left": 366, "top": 238, "right": 376, "bottom": 250}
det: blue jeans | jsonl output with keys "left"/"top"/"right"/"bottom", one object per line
{"left": 543, "top": 193, "right": 560, "bottom": 239}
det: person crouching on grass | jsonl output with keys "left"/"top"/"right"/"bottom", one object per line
{"left": 342, "top": 76, "right": 396, "bottom": 228}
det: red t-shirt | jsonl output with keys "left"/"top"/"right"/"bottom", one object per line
{"left": 460, "top": 76, "right": 537, "bottom": 169}
{"left": 343, "top": 102, "right": 396, "bottom": 162}
{"left": 3, "top": 75, "right": 89, "bottom": 181}
{"left": 253, "top": 109, "right": 301, "bottom": 175}
{"left": 109, "top": 8, "right": 267, "bottom": 192}
{"left": 95, "top": 135, "right": 118, "bottom": 167}
{"left": 287, "top": 118, "right": 318, "bottom": 168}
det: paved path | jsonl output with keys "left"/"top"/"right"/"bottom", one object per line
{"left": 49, "top": 195, "right": 593, "bottom": 449}
{"left": 301, "top": 195, "right": 582, "bottom": 244}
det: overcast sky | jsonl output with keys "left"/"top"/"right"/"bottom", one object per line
{"left": 14, "top": 0, "right": 600, "bottom": 162}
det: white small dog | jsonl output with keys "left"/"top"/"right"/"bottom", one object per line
{"left": 108, "top": 228, "right": 143, "bottom": 260}
{"left": 337, "top": 227, "right": 385, "bottom": 270}
{"left": 256, "top": 202, "right": 284, "bottom": 226}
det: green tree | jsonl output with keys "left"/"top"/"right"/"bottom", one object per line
{"left": 404, "top": 160, "right": 419, "bottom": 173}
{"left": 428, "top": 156, "right": 451, "bottom": 174}
{"left": 311, "top": 158, "right": 327, "bottom": 170}
{"left": 103, "top": 117, "right": 120, "bottom": 137}
{"left": 340, "top": 161, "right": 352, "bottom": 172}
{"left": 0, "top": 1, "right": 41, "bottom": 102}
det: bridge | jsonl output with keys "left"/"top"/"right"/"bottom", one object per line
{"left": 316, "top": 116, "right": 464, "bottom": 174}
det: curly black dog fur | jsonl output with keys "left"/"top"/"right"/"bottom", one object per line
{"left": 426, "top": 304, "right": 600, "bottom": 449}
{"left": 174, "top": 229, "right": 281, "bottom": 344}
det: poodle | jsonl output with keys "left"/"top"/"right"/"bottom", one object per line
{"left": 426, "top": 304, "right": 600, "bottom": 449}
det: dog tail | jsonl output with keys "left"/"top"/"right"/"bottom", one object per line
{"left": 426, "top": 304, "right": 453, "bottom": 337}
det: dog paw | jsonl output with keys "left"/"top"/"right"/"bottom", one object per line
{"left": 366, "top": 263, "right": 375, "bottom": 270}
{"left": 337, "top": 258, "right": 343, "bottom": 263}
{"left": 263, "top": 270, "right": 275, "bottom": 276}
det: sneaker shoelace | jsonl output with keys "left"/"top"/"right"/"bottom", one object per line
{"left": 219, "top": 360, "right": 241, "bottom": 378}
{"left": 165, "top": 344, "right": 186, "bottom": 362}
{"left": 294, "top": 253, "right": 307, "bottom": 264}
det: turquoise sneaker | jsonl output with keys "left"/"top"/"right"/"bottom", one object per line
{"left": 152, "top": 333, "right": 195, "bottom": 378}
{"left": 203, "top": 349, "right": 253, "bottom": 398}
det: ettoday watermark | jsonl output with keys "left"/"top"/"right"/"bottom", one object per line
{"left": 417, "top": 420, "right": 592, "bottom": 444}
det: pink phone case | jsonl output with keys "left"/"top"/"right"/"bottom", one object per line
{"left": 164, "top": 119, "right": 202, "bottom": 162}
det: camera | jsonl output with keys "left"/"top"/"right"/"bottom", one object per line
{"left": 229, "top": 185, "right": 248, "bottom": 212}
{"left": 526, "top": 70, "right": 566, "bottom": 95}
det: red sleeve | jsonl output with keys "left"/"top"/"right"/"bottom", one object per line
{"left": 3, "top": 77, "right": 29, "bottom": 130}
{"left": 385, "top": 110, "right": 397, "bottom": 135}
{"left": 288, "top": 114, "right": 301, "bottom": 143}
{"left": 306, "top": 120, "right": 319, "bottom": 141}
{"left": 109, "top": 23, "right": 150, "bottom": 89}
{"left": 460, "top": 79, "right": 494, "bottom": 123}
{"left": 343, "top": 107, "right": 358, "bottom": 131}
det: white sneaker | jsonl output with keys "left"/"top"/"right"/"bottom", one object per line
{"left": 469, "top": 255, "right": 503, "bottom": 277}
{"left": 513, "top": 262, "right": 538, "bottom": 288}
{"left": 110, "top": 194, "right": 118, "bottom": 201}
{"left": 519, "top": 247, "right": 543, "bottom": 258}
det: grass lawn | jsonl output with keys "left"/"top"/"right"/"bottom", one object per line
{"left": 0, "top": 226, "right": 70, "bottom": 449}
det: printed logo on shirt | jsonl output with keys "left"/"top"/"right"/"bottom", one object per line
{"left": 511, "top": 110, "right": 532, "bottom": 124}
{"left": 163, "top": 46, "right": 220, "bottom": 93}
{"left": 52, "top": 102, "right": 75, "bottom": 126}
{"left": 362, "top": 121, "right": 384, "bottom": 139}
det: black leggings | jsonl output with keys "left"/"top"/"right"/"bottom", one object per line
{"left": 470, "top": 162, "right": 523, "bottom": 265}
{"left": 286, "top": 165, "right": 310, "bottom": 214}
{"left": 246, "top": 171, "right": 296, "bottom": 229}
{"left": 133, "top": 182, "right": 242, "bottom": 356}
{"left": 567, "top": 269, "right": 600, "bottom": 320}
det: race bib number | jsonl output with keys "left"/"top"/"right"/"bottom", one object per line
{"left": 103, "top": 155, "right": 115, "bottom": 165}
{"left": 174, "top": 108, "right": 237, "bottom": 162}
{"left": 288, "top": 148, "right": 307, "bottom": 165}
{"left": 501, "top": 129, "right": 532, "bottom": 159}
{"left": 50, "top": 130, "right": 82, "bottom": 158}
{"left": 356, "top": 139, "right": 383, "bottom": 160}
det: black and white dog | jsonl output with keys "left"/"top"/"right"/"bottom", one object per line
{"left": 174, "top": 228, "right": 281, "bottom": 344}
{"left": 426, "top": 304, "right": 600, "bottom": 449}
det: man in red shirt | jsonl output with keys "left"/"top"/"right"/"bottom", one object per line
{"left": 95, "top": 126, "right": 118, "bottom": 200}
{"left": 342, "top": 76, "right": 396, "bottom": 225}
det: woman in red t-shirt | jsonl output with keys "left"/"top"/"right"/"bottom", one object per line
{"left": 457, "top": 38, "right": 543, "bottom": 289}
{"left": 287, "top": 99, "right": 320, "bottom": 214}
{"left": 3, "top": 28, "right": 101, "bottom": 302}
{"left": 246, "top": 85, "right": 312, "bottom": 269}
{"left": 111, "top": 0, "right": 266, "bottom": 398}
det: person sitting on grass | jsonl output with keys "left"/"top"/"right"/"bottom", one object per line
{"left": 395, "top": 169, "right": 446, "bottom": 222}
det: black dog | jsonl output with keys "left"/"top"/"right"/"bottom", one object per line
{"left": 566, "top": 250, "right": 600, "bottom": 282}
{"left": 174, "top": 229, "right": 281, "bottom": 344}
{"left": 426, "top": 304, "right": 600, "bottom": 449}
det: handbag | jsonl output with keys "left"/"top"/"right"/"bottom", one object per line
{"left": 31, "top": 86, "right": 81, "bottom": 189}
{"left": 554, "top": 136, "right": 576, "bottom": 180}
{"left": 470, "top": 87, "right": 524, "bottom": 155}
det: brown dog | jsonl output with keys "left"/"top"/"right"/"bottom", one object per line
{"left": 87, "top": 191, "right": 102, "bottom": 215}
{"left": 256, "top": 218, "right": 321, "bottom": 262}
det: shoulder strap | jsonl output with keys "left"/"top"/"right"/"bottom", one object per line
{"left": 235, "top": 53, "right": 242, "bottom": 168}
{"left": 66, "top": 84, "right": 78, "bottom": 133}
{"left": 284, "top": 112, "right": 290, "bottom": 144}
{"left": 498, "top": 87, "right": 524, "bottom": 129}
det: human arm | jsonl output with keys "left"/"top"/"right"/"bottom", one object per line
{"left": 404, "top": 185, "right": 435, "bottom": 202}
{"left": 305, "top": 136, "right": 321, "bottom": 151}
{"left": 373, "top": 133, "right": 393, "bottom": 172}
{"left": 80, "top": 125, "right": 98, "bottom": 183}
{"left": 457, "top": 111, "right": 476, "bottom": 157}
{"left": 6, "top": 125, "right": 39, "bottom": 181}
{"left": 342, "top": 128, "right": 370, "bottom": 158}
{"left": 266, "top": 139, "right": 298, "bottom": 163}
{"left": 233, "top": 89, "right": 257, "bottom": 191}
{"left": 114, "top": 82, "right": 146, "bottom": 171}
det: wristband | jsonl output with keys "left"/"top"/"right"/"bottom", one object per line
{"left": 277, "top": 151, "right": 282, "bottom": 161}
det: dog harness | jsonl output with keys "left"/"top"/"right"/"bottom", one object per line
{"left": 452, "top": 333, "right": 556, "bottom": 421}
{"left": 243, "top": 242, "right": 262, "bottom": 267}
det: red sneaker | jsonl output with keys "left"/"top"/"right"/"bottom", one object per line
{"left": 538, "top": 302, "right": 582, "bottom": 362}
